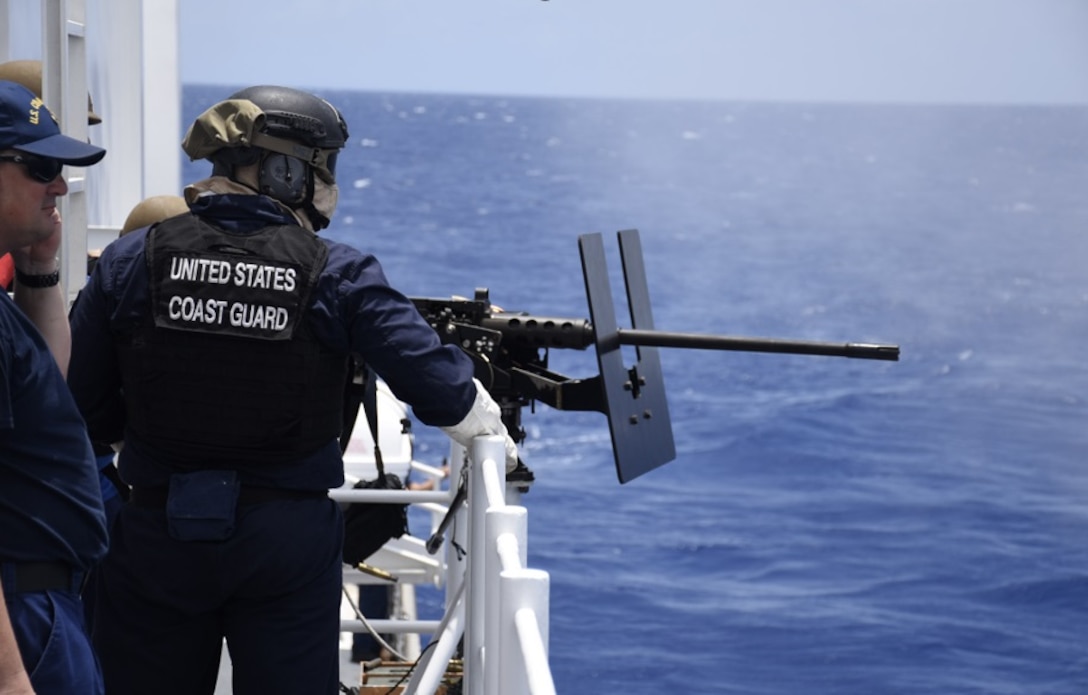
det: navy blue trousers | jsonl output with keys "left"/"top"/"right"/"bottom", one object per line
{"left": 1, "top": 565, "right": 103, "bottom": 695}
{"left": 92, "top": 497, "right": 344, "bottom": 695}
{"left": 82, "top": 491, "right": 123, "bottom": 634}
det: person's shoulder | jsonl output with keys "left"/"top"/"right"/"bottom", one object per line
{"left": 0, "top": 296, "right": 35, "bottom": 355}
{"left": 320, "top": 236, "right": 363, "bottom": 256}
{"left": 104, "top": 226, "right": 149, "bottom": 259}
{"left": 322, "top": 239, "right": 382, "bottom": 273}
{"left": 93, "top": 229, "right": 143, "bottom": 272}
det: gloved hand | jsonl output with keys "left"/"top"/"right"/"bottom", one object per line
{"left": 440, "top": 378, "right": 519, "bottom": 472}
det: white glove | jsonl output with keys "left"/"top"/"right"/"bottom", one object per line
{"left": 440, "top": 379, "right": 519, "bottom": 472}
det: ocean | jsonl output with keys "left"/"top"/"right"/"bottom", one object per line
{"left": 183, "top": 86, "right": 1088, "bottom": 694}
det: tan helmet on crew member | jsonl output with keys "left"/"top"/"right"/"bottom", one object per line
{"left": 181, "top": 85, "right": 348, "bottom": 231}
{"left": 120, "top": 194, "right": 189, "bottom": 236}
{"left": 0, "top": 59, "right": 102, "bottom": 125}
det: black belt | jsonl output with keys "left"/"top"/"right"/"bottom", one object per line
{"left": 3, "top": 562, "right": 78, "bottom": 593}
{"left": 129, "top": 486, "right": 327, "bottom": 509}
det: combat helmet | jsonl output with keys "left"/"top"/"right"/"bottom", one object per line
{"left": 182, "top": 84, "right": 349, "bottom": 230}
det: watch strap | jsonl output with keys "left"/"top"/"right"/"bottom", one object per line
{"left": 14, "top": 267, "right": 61, "bottom": 288}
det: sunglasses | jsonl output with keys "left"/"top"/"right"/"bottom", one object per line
{"left": 0, "top": 153, "right": 65, "bottom": 183}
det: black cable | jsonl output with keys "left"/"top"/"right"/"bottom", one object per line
{"left": 377, "top": 639, "right": 442, "bottom": 695}
{"left": 339, "top": 638, "right": 446, "bottom": 695}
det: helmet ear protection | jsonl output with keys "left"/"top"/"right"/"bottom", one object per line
{"left": 258, "top": 152, "right": 310, "bottom": 205}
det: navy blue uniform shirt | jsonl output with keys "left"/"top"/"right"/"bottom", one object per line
{"left": 67, "top": 194, "right": 476, "bottom": 490}
{"left": 0, "top": 292, "right": 108, "bottom": 570}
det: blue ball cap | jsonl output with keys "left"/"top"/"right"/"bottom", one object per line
{"left": 0, "top": 80, "right": 105, "bottom": 166}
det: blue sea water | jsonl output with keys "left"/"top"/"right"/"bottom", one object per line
{"left": 183, "top": 87, "right": 1088, "bottom": 694}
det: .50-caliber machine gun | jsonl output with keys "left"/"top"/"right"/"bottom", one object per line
{"left": 412, "top": 229, "right": 899, "bottom": 484}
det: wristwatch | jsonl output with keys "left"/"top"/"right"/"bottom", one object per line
{"left": 14, "top": 267, "right": 61, "bottom": 288}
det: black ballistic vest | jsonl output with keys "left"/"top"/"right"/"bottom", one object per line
{"left": 117, "top": 214, "right": 349, "bottom": 468}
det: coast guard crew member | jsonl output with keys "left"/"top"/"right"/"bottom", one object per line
{"left": 0, "top": 61, "right": 121, "bottom": 641}
{"left": 0, "top": 59, "right": 102, "bottom": 293}
{"left": 0, "top": 80, "right": 108, "bottom": 694}
{"left": 67, "top": 85, "right": 518, "bottom": 695}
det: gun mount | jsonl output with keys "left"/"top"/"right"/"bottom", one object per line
{"left": 413, "top": 229, "right": 899, "bottom": 483}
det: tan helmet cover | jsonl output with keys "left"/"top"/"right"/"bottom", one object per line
{"left": 181, "top": 99, "right": 265, "bottom": 160}
{"left": 181, "top": 98, "right": 338, "bottom": 183}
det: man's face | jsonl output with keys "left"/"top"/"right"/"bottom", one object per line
{"left": 0, "top": 149, "right": 68, "bottom": 253}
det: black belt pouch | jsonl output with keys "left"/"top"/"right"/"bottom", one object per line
{"left": 166, "top": 470, "right": 240, "bottom": 542}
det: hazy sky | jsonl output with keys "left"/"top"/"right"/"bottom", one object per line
{"left": 179, "top": 0, "right": 1088, "bottom": 104}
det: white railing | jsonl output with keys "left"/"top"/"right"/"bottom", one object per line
{"left": 331, "top": 435, "right": 555, "bottom": 695}
{"left": 465, "top": 436, "right": 555, "bottom": 695}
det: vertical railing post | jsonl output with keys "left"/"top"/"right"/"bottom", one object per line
{"left": 485, "top": 506, "right": 527, "bottom": 694}
{"left": 499, "top": 570, "right": 554, "bottom": 695}
{"left": 42, "top": 0, "right": 92, "bottom": 303}
{"left": 465, "top": 435, "right": 506, "bottom": 695}
{"left": 446, "top": 434, "right": 553, "bottom": 695}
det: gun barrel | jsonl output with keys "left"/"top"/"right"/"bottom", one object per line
{"left": 473, "top": 311, "right": 898, "bottom": 361}
{"left": 617, "top": 329, "right": 899, "bottom": 361}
